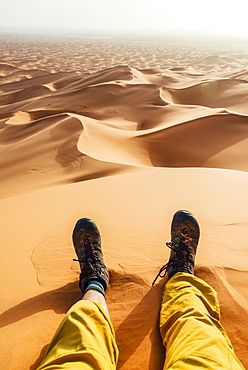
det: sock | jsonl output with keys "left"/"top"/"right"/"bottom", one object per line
{"left": 84, "top": 279, "right": 106, "bottom": 296}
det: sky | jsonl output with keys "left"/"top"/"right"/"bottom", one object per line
{"left": 1, "top": 0, "right": 248, "bottom": 37}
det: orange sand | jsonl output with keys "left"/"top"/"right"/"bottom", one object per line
{"left": 0, "top": 35, "right": 248, "bottom": 369}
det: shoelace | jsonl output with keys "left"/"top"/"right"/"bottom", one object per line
{"left": 73, "top": 235, "right": 99, "bottom": 261}
{"left": 152, "top": 242, "right": 186, "bottom": 285}
{"left": 73, "top": 236, "right": 105, "bottom": 275}
{"left": 73, "top": 257, "right": 106, "bottom": 277}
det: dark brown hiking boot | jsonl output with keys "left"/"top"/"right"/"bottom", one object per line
{"left": 72, "top": 218, "right": 109, "bottom": 294}
{"left": 152, "top": 210, "right": 200, "bottom": 285}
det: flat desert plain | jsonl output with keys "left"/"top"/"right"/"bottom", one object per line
{"left": 0, "top": 34, "right": 248, "bottom": 369}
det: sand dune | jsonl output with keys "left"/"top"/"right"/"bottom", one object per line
{"left": 1, "top": 62, "right": 248, "bottom": 197}
{"left": 0, "top": 35, "right": 248, "bottom": 370}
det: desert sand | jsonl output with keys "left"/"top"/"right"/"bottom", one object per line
{"left": 0, "top": 34, "right": 248, "bottom": 369}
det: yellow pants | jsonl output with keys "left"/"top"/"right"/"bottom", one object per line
{"left": 37, "top": 273, "right": 245, "bottom": 369}
{"left": 160, "top": 273, "right": 244, "bottom": 370}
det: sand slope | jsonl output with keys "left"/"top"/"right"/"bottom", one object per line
{"left": 1, "top": 63, "right": 248, "bottom": 198}
{"left": 0, "top": 37, "right": 248, "bottom": 370}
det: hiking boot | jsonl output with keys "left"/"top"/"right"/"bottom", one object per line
{"left": 152, "top": 210, "right": 200, "bottom": 285}
{"left": 72, "top": 218, "right": 109, "bottom": 294}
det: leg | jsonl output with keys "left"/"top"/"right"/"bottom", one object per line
{"left": 160, "top": 272, "right": 245, "bottom": 369}
{"left": 153, "top": 210, "right": 245, "bottom": 370}
{"left": 83, "top": 289, "right": 110, "bottom": 317}
{"left": 37, "top": 293, "right": 118, "bottom": 369}
{"left": 37, "top": 218, "right": 118, "bottom": 369}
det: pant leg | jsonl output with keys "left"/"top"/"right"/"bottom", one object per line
{"left": 160, "top": 272, "right": 245, "bottom": 370}
{"left": 37, "top": 300, "right": 119, "bottom": 370}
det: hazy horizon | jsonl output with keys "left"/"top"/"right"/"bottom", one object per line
{"left": 1, "top": 0, "right": 248, "bottom": 39}
{"left": 1, "top": 26, "right": 248, "bottom": 44}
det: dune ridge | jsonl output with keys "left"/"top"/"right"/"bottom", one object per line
{"left": 1, "top": 63, "right": 248, "bottom": 199}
